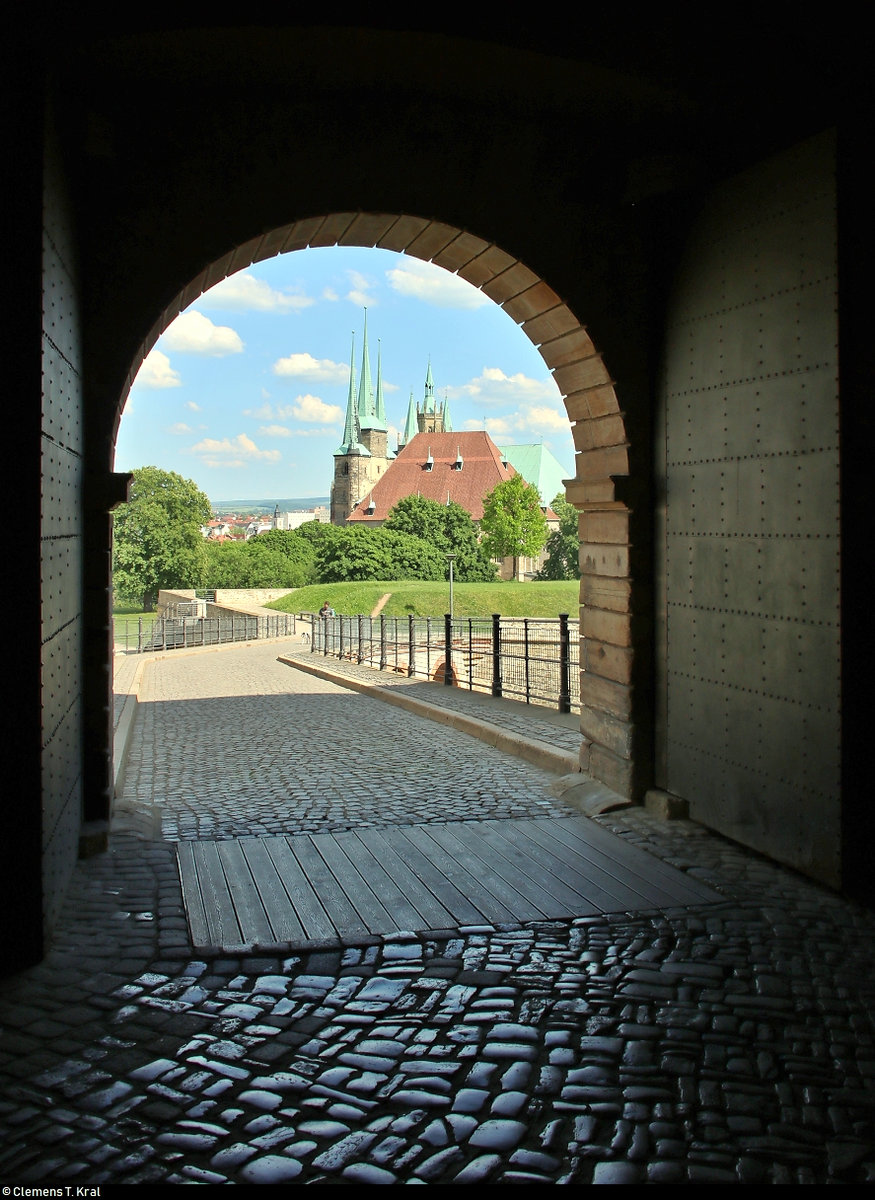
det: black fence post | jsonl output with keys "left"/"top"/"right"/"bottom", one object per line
{"left": 358, "top": 614, "right": 364, "bottom": 663}
{"left": 408, "top": 614, "right": 415, "bottom": 676}
{"left": 524, "top": 618, "right": 531, "bottom": 704}
{"left": 444, "top": 613, "right": 452, "bottom": 685}
{"left": 380, "top": 615, "right": 387, "bottom": 671}
{"left": 491, "top": 613, "right": 502, "bottom": 698}
{"left": 558, "top": 613, "right": 571, "bottom": 714}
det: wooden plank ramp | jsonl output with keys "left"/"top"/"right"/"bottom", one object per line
{"left": 177, "top": 816, "right": 722, "bottom": 952}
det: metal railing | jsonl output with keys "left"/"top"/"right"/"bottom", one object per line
{"left": 310, "top": 612, "right": 580, "bottom": 713}
{"left": 114, "top": 611, "right": 298, "bottom": 652}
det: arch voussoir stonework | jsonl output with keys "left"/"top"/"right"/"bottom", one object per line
{"left": 123, "top": 213, "right": 638, "bottom": 797}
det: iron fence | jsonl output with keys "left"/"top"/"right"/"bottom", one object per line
{"left": 310, "top": 612, "right": 580, "bottom": 713}
{"left": 114, "top": 611, "right": 298, "bottom": 652}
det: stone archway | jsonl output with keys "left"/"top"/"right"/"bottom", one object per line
{"left": 116, "top": 213, "right": 636, "bottom": 798}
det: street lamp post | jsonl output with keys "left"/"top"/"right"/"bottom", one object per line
{"left": 446, "top": 553, "right": 456, "bottom": 619}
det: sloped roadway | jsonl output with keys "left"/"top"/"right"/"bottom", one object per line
{"left": 0, "top": 640, "right": 873, "bottom": 1185}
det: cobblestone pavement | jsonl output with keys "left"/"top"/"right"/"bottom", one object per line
{"left": 118, "top": 643, "right": 572, "bottom": 841}
{"left": 1, "top": 641, "right": 874, "bottom": 1185}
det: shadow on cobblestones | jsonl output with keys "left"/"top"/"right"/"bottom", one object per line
{"left": 1, "top": 645, "right": 873, "bottom": 1184}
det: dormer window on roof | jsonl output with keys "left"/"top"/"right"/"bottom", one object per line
{"left": 425, "top": 447, "right": 434, "bottom": 471}
{"left": 452, "top": 446, "right": 463, "bottom": 470}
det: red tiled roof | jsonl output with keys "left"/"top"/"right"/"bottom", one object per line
{"left": 346, "top": 431, "right": 517, "bottom": 523}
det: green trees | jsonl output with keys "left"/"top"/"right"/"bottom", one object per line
{"left": 536, "top": 493, "right": 581, "bottom": 581}
{"left": 313, "top": 525, "right": 446, "bottom": 583}
{"left": 480, "top": 475, "right": 548, "bottom": 579}
{"left": 112, "top": 467, "right": 212, "bottom": 608}
{"left": 203, "top": 529, "right": 316, "bottom": 589}
{"left": 384, "top": 495, "right": 496, "bottom": 582}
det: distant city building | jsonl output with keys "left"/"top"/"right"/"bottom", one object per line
{"left": 270, "top": 506, "right": 329, "bottom": 531}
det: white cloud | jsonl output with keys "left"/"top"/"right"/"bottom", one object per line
{"left": 197, "top": 272, "right": 314, "bottom": 313}
{"left": 346, "top": 270, "right": 378, "bottom": 307}
{"left": 168, "top": 422, "right": 194, "bottom": 435}
{"left": 267, "top": 426, "right": 334, "bottom": 439}
{"left": 272, "top": 352, "right": 349, "bottom": 384}
{"left": 451, "top": 366, "right": 560, "bottom": 405}
{"left": 463, "top": 404, "right": 568, "bottom": 440}
{"left": 523, "top": 404, "right": 569, "bottom": 431}
{"left": 289, "top": 394, "right": 344, "bottom": 424}
{"left": 244, "top": 402, "right": 278, "bottom": 420}
{"left": 163, "top": 311, "right": 244, "bottom": 356}
{"left": 184, "top": 400, "right": 201, "bottom": 412}
{"left": 464, "top": 416, "right": 512, "bottom": 436}
{"left": 249, "top": 395, "right": 343, "bottom": 427}
{"left": 190, "top": 433, "right": 281, "bottom": 469}
{"left": 387, "top": 259, "right": 489, "bottom": 309}
{"left": 132, "top": 350, "right": 181, "bottom": 389}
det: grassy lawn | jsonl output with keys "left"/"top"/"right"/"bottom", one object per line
{"left": 112, "top": 606, "right": 158, "bottom": 648}
{"left": 113, "top": 606, "right": 157, "bottom": 621}
{"left": 267, "top": 580, "right": 580, "bottom": 619}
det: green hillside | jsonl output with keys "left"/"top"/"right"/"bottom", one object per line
{"left": 267, "top": 580, "right": 579, "bottom": 619}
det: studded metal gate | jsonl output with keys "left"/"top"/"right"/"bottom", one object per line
{"left": 655, "top": 131, "right": 841, "bottom": 885}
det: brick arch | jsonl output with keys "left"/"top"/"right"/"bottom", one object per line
{"left": 123, "top": 213, "right": 634, "bottom": 795}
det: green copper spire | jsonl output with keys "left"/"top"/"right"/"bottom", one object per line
{"left": 356, "top": 308, "right": 376, "bottom": 429}
{"left": 423, "top": 357, "right": 435, "bottom": 414}
{"left": 401, "top": 390, "right": 418, "bottom": 446}
{"left": 373, "top": 338, "right": 388, "bottom": 431}
{"left": 442, "top": 394, "right": 453, "bottom": 433}
{"left": 335, "top": 330, "right": 369, "bottom": 456}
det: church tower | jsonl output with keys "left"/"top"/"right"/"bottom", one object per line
{"left": 398, "top": 359, "right": 452, "bottom": 449}
{"left": 330, "top": 314, "right": 391, "bottom": 524}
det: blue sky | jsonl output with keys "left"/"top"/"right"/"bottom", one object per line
{"left": 115, "top": 246, "right": 574, "bottom": 506}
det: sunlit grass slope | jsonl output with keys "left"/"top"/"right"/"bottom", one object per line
{"left": 267, "top": 580, "right": 580, "bottom": 619}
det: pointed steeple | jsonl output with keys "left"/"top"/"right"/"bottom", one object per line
{"left": 373, "top": 338, "right": 388, "bottom": 431}
{"left": 442, "top": 395, "right": 453, "bottom": 433}
{"left": 335, "top": 330, "right": 369, "bottom": 456}
{"left": 423, "top": 357, "right": 435, "bottom": 414}
{"left": 401, "top": 390, "right": 418, "bottom": 446}
{"left": 357, "top": 308, "right": 376, "bottom": 429}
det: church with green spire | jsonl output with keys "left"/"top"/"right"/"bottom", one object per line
{"left": 331, "top": 314, "right": 451, "bottom": 525}
{"left": 330, "top": 313, "right": 570, "bottom": 546}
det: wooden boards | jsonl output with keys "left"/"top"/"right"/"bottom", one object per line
{"left": 177, "top": 816, "right": 721, "bottom": 952}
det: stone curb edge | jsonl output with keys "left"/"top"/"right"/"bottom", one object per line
{"left": 279, "top": 653, "right": 581, "bottom": 778}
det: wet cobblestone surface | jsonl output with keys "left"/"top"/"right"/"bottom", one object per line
{"left": 2, "top": 641, "right": 874, "bottom": 1185}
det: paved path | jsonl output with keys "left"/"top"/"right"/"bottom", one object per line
{"left": 0, "top": 639, "right": 873, "bottom": 1185}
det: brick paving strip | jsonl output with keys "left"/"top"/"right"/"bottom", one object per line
{"left": 0, "top": 640, "right": 873, "bottom": 1185}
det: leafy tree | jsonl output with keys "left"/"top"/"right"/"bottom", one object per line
{"left": 384, "top": 495, "right": 496, "bottom": 582}
{"left": 480, "top": 475, "right": 548, "bottom": 580}
{"left": 314, "top": 525, "right": 446, "bottom": 583}
{"left": 536, "top": 493, "right": 581, "bottom": 581}
{"left": 203, "top": 530, "right": 316, "bottom": 589}
{"left": 112, "top": 467, "right": 212, "bottom": 608}
{"left": 293, "top": 519, "right": 337, "bottom": 547}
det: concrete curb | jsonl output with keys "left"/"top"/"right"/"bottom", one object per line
{"left": 279, "top": 653, "right": 582, "bottom": 778}
{"left": 113, "top": 655, "right": 149, "bottom": 800}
